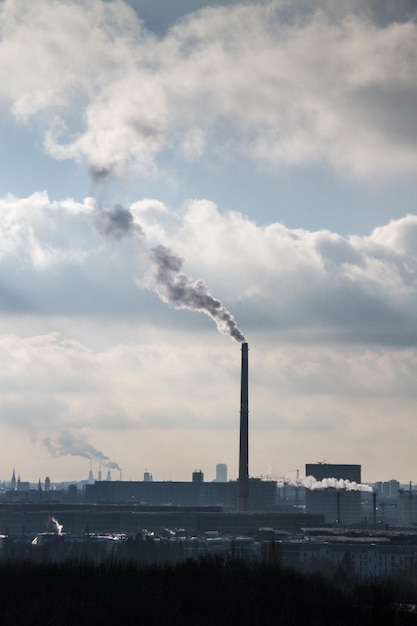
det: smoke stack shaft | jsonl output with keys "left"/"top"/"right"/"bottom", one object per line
{"left": 238, "top": 342, "right": 249, "bottom": 512}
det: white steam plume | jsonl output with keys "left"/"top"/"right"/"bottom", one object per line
{"left": 302, "top": 475, "right": 373, "bottom": 492}
{"left": 43, "top": 430, "right": 121, "bottom": 472}
{"left": 144, "top": 244, "right": 246, "bottom": 343}
{"left": 50, "top": 517, "right": 63, "bottom": 535}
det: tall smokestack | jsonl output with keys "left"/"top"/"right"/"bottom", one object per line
{"left": 238, "top": 342, "right": 249, "bottom": 512}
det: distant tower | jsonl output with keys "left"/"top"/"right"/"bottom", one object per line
{"left": 88, "top": 460, "right": 94, "bottom": 484}
{"left": 98, "top": 463, "right": 102, "bottom": 482}
{"left": 10, "top": 468, "right": 16, "bottom": 490}
{"left": 45, "top": 477, "right": 51, "bottom": 491}
{"left": 216, "top": 463, "right": 227, "bottom": 483}
{"left": 192, "top": 470, "right": 204, "bottom": 483}
{"left": 144, "top": 470, "right": 153, "bottom": 482}
{"left": 106, "top": 470, "right": 112, "bottom": 481}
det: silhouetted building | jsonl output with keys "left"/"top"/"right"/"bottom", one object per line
{"left": 84, "top": 478, "right": 277, "bottom": 512}
{"left": 398, "top": 487, "right": 417, "bottom": 526}
{"left": 144, "top": 471, "right": 153, "bottom": 482}
{"left": 374, "top": 480, "right": 400, "bottom": 498}
{"left": 17, "top": 477, "right": 30, "bottom": 492}
{"left": 10, "top": 468, "right": 16, "bottom": 491}
{"left": 68, "top": 484, "right": 78, "bottom": 502}
{"left": 305, "top": 463, "right": 362, "bottom": 525}
{"left": 216, "top": 464, "right": 227, "bottom": 483}
{"left": 192, "top": 470, "right": 204, "bottom": 483}
{"left": 88, "top": 462, "right": 94, "bottom": 484}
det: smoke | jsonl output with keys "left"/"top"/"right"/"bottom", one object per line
{"left": 144, "top": 244, "right": 246, "bottom": 343}
{"left": 89, "top": 165, "right": 113, "bottom": 183}
{"left": 302, "top": 475, "right": 373, "bottom": 492}
{"left": 43, "top": 430, "right": 121, "bottom": 472}
{"left": 91, "top": 201, "right": 247, "bottom": 342}
{"left": 93, "top": 203, "right": 143, "bottom": 240}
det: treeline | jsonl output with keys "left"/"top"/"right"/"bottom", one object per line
{"left": 0, "top": 557, "right": 417, "bottom": 625}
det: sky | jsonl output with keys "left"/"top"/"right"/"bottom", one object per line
{"left": 0, "top": 0, "right": 417, "bottom": 485}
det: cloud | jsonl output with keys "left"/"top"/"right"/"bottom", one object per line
{"left": 0, "top": 191, "right": 148, "bottom": 315}
{"left": 1, "top": 324, "right": 417, "bottom": 481}
{"left": 0, "top": 0, "right": 415, "bottom": 179}
{"left": 0, "top": 191, "right": 94, "bottom": 269}
{"left": 1, "top": 191, "right": 417, "bottom": 345}
{"left": 148, "top": 200, "right": 417, "bottom": 345}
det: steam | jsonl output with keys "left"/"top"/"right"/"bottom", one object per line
{"left": 43, "top": 430, "right": 121, "bottom": 472}
{"left": 145, "top": 245, "right": 246, "bottom": 343}
{"left": 51, "top": 516, "right": 63, "bottom": 535}
{"left": 302, "top": 475, "right": 373, "bottom": 492}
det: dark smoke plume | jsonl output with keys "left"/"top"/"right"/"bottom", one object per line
{"left": 92, "top": 203, "right": 246, "bottom": 342}
{"left": 94, "top": 203, "right": 142, "bottom": 240}
{"left": 146, "top": 244, "right": 246, "bottom": 342}
{"left": 89, "top": 164, "right": 113, "bottom": 183}
{"left": 43, "top": 430, "right": 121, "bottom": 471}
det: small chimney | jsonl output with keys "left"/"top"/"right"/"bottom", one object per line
{"left": 336, "top": 490, "right": 341, "bottom": 524}
{"left": 192, "top": 470, "right": 204, "bottom": 483}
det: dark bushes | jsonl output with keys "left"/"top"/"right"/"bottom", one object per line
{"left": 0, "top": 557, "right": 416, "bottom": 625}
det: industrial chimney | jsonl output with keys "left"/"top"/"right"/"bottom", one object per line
{"left": 238, "top": 342, "right": 249, "bottom": 512}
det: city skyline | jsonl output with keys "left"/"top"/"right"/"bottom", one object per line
{"left": 0, "top": 0, "right": 417, "bottom": 483}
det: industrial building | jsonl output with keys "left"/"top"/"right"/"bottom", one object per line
{"left": 84, "top": 477, "right": 278, "bottom": 511}
{"left": 305, "top": 464, "right": 362, "bottom": 525}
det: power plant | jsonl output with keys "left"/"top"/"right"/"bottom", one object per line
{"left": 3, "top": 338, "right": 417, "bottom": 580}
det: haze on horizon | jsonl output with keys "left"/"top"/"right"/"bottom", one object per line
{"left": 0, "top": 0, "right": 416, "bottom": 484}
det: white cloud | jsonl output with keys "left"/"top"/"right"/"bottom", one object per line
{"left": 0, "top": 0, "right": 415, "bottom": 179}
{"left": 0, "top": 191, "right": 93, "bottom": 269}
{"left": 145, "top": 199, "right": 417, "bottom": 344}
{"left": 1, "top": 191, "right": 417, "bottom": 344}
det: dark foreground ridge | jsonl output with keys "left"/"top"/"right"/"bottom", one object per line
{"left": 1, "top": 558, "right": 417, "bottom": 625}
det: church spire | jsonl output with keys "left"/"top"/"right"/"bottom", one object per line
{"left": 10, "top": 467, "right": 16, "bottom": 490}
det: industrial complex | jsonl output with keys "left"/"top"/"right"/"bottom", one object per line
{"left": 1, "top": 341, "right": 417, "bottom": 579}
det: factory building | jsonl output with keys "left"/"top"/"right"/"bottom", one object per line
{"left": 84, "top": 477, "right": 278, "bottom": 512}
{"left": 305, "top": 463, "right": 362, "bottom": 525}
